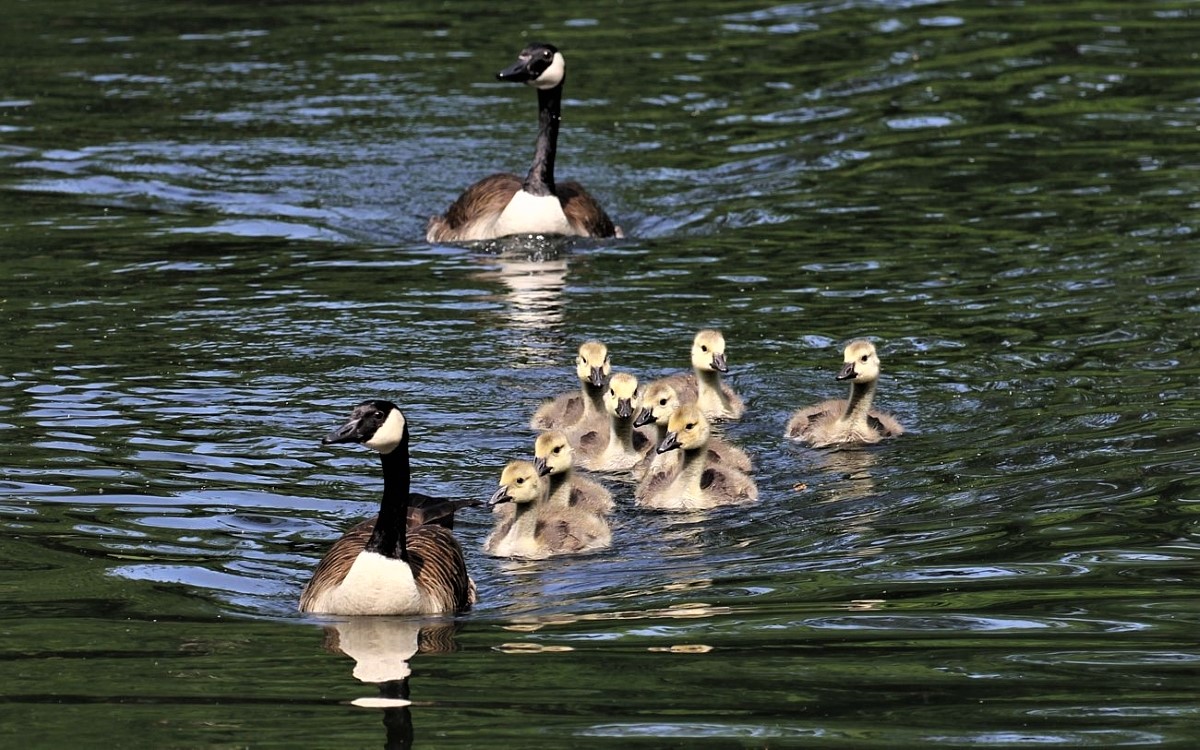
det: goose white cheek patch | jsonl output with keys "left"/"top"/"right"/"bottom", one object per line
{"left": 365, "top": 409, "right": 406, "bottom": 454}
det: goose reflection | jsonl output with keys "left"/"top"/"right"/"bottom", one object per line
{"left": 471, "top": 242, "right": 571, "bottom": 363}
{"left": 320, "top": 617, "right": 460, "bottom": 750}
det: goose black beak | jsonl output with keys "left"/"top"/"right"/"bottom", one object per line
{"left": 836, "top": 362, "right": 857, "bottom": 381}
{"left": 488, "top": 486, "right": 514, "bottom": 507}
{"left": 657, "top": 431, "right": 682, "bottom": 454}
{"left": 632, "top": 407, "right": 655, "bottom": 428}
{"left": 497, "top": 58, "right": 535, "bottom": 83}
{"left": 616, "top": 398, "right": 633, "bottom": 419}
{"left": 588, "top": 366, "right": 606, "bottom": 387}
{"left": 711, "top": 352, "right": 728, "bottom": 373}
{"left": 322, "top": 418, "right": 363, "bottom": 445}
{"left": 533, "top": 457, "right": 550, "bottom": 477}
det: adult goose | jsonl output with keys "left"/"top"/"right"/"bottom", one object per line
{"left": 299, "top": 400, "right": 476, "bottom": 616}
{"left": 785, "top": 339, "right": 905, "bottom": 447}
{"left": 426, "top": 42, "right": 622, "bottom": 243}
{"left": 649, "top": 329, "right": 745, "bottom": 421}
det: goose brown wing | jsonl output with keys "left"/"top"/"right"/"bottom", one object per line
{"left": 558, "top": 181, "right": 621, "bottom": 238}
{"left": 406, "top": 524, "right": 475, "bottom": 613}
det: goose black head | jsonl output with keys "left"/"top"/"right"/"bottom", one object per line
{"left": 497, "top": 42, "right": 565, "bottom": 90}
{"left": 323, "top": 399, "right": 408, "bottom": 455}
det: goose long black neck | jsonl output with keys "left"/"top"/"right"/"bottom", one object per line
{"left": 366, "top": 429, "right": 412, "bottom": 560}
{"left": 523, "top": 84, "right": 563, "bottom": 197}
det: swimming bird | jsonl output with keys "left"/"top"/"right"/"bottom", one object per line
{"left": 785, "top": 339, "right": 905, "bottom": 447}
{"left": 635, "top": 403, "right": 758, "bottom": 510}
{"left": 533, "top": 429, "right": 614, "bottom": 516}
{"left": 300, "top": 400, "right": 476, "bottom": 615}
{"left": 484, "top": 460, "right": 612, "bottom": 558}
{"left": 649, "top": 329, "right": 745, "bottom": 420}
{"left": 530, "top": 340, "right": 611, "bottom": 432}
{"left": 573, "top": 371, "right": 652, "bottom": 472}
{"left": 426, "top": 42, "right": 622, "bottom": 244}
{"left": 631, "top": 381, "right": 752, "bottom": 481}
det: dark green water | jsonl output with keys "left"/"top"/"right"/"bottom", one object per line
{"left": 2, "top": 0, "right": 1198, "bottom": 747}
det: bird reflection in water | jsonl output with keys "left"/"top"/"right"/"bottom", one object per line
{"left": 320, "top": 617, "right": 460, "bottom": 750}
{"left": 470, "top": 237, "right": 575, "bottom": 365}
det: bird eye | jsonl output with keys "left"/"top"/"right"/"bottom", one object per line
{"left": 861, "top": 354, "right": 869, "bottom": 362}
{"left": 701, "top": 345, "right": 708, "bottom": 352}
{"left": 686, "top": 422, "right": 695, "bottom": 430}
{"left": 553, "top": 446, "right": 562, "bottom": 454}
{"left": 516, "top": 477, "right": 525, "bottom": 485}
{"left": 659, "top": 398, "right": 668, "bottom": 406}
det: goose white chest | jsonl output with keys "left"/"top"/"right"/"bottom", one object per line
{"left": 309, "top": 551, "right": 426, "bottom": 615}
{"left": 491, "top": 190, "right": 575, "bottom": 237}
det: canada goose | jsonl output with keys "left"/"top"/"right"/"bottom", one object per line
{"left": 530, "top": 340, "right": 611, "bottom": 432}
{"left": 299, "top": 400, "right": 476, "bottom": 616}
{"left": 631, "top": 381, "right": 752, "bottom": 481}
{"left": 533, "top": 429, "right": 614, "bottom": 515}
{"left": 635, "top": 403, "right": 758, "bottom": 510}
{"left": 572, "top": 371, "right": 652, "bottom": 472}
{"left": 426, "top": 42, "right": 622, "bottom": 244}
{"left": 485, "top": 460, "right": 612, "bottom": 558}
{"left": 650, "top": 329, "right": 745, "bottom": 420}
{"left": 785, "top": 339, "right": 905, "bottom": 447}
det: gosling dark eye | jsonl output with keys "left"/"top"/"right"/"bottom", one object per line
{"left": 701, "top": 345, "right": 708, "bottom": 352}
{"left": 553, "top": 446, "right": 562, "bottom": 454}
{"left": 516, "top": 478, "right": 525, "bottom": 485}
{"left": 686, "top": 422, "right": 695, "bottom": 430}
{"left": 659, "top": 398, "right": 668, "bottom": 406}
{"left": 861, "top": 354, "right": 869, "bottom": 362}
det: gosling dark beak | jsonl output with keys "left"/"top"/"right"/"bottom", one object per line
{"left": 632, "top": 407, "right": 655, "bottom": 428}
{"left": 497, "top": 57, "right": 535, "bottom": 83}
{"left": 836, "top": 362, "right": 857, "bottom": 381}
{"left": 488, "top": 486, "right": 513, "bottom": 507}
{"left": 533, "top": 457, "right": 550, "bottom": 477}
{"left": 657, "top": 431, "right": 681, "bottom": 454}
{"left": 616, "top": 398, "right": 633, "bottom": 419}
{"left": 322, "top": 418, "right": 362, "bottom": 445}
{"left": 588, "top": 366, "right": 606, "bottom": 387}
{"left": 711, "top": 352, "right": 728, "bottom": 373}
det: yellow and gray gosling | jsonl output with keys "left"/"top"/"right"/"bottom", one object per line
{"left": 484, "top": 460, "right": 611, "bottom": 559}
{"left": 785, "top": 339, "right": 904, "bottom": 448}
{"left": 300, "top": 400, "right": 476, "bottom": 616}
{"left": 648, "top": 329, "right": 745, "bottom": 420}
{"left": 635, "top": 403, "right": 758, "bottom": 511}
{"left": 533, "top": 430, "right": 614, "bottom": 516}
{"left": 572, "top": 372, "right": 652, "bottom": 472}
{"left": 631, "top": 381, "right": 753, "bottom": 482}
{"left": 530, "top": 339, "right": 611, "bottom": 433}
{"left": 426, "top": 42, "right": 622, "bottom": 244}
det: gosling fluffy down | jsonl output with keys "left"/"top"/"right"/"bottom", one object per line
{"left": 786, "top": 339, "right": 904, "bottom": 448}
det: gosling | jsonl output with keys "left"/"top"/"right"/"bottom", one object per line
{"left": 635, "top": 403, "right": 758, "bottom": 510}
{"left": 785, "top": 339, "right": 904, "bottom": 448}
{"left": 530, "top": 340, "right": 611, "bottom": 433}
{"left": 648, "top": 329, "right": 745, "bottom": 420}
{"left": 572, "top": 371, "right": 652, "bottom": 472}
{"left": 533, "top": 430, "right": 614, "bottom": 516}
{"left": 484, "top": 460, "right": 611, "bottom": 559}
{"left": 631, "top": 381, "right": 752, "bottom": 481}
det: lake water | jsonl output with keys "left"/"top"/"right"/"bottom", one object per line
{"left": 1, "top": 0, "right": 1198, "bottom": 747}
